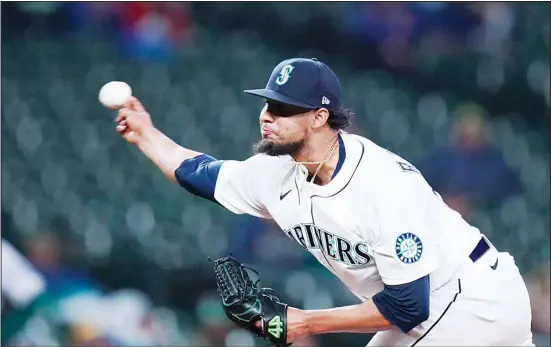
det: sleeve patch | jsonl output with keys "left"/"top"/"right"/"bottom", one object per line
{"left": 395, "top": 233, "right": 423, "bottom": 264}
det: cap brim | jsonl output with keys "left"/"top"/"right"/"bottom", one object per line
{"left": 244, "top": 89, "right": 317, "bottom": 109}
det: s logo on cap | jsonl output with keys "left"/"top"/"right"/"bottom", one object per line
{"left": 275, "top": 64, "right": 294, "bottom": 85}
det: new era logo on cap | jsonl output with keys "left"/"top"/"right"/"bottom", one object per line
{"left": 244, "top": 57, "right": 342, "bottom": 111}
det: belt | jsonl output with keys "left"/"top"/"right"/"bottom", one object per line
{"left": 469, "top": 237, "right": 491, "bottom": 263}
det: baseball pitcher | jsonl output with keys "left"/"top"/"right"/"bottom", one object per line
{"left": 115, "top": 58, "right": 534, "bottom": 346}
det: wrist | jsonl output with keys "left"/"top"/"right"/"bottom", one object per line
{"left": 302, "top": 309, "right": 319, "bottom": 335}
{"left": 140, "top": 126, "right": 159, "bottom": 142}
{"left": 135, "top": 126, "right": 158, "bottom": 149}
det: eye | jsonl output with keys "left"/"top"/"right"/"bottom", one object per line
{"left": 265, "top": 99, "right": 314, "bottom": 117}
{"left": 266, "top": 101, "right": 282, "bottom": 114}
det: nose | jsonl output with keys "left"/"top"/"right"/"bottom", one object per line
{"left": 259, "top": 105, "right": 274, "bottom": 124}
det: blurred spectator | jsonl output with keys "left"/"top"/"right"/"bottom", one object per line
{"left": 62, "top": 2, "right": 121, "bottom": 38}
{"left": 1, "top": 238, "right": 48, "bottom": 345}
{"left": 526, "top": 264, "right": 551, "bottom": 347}
{"left": 467, "top": 2, "right": 515, "bottom": 56}
{"left": 57, "top": 2, "right": 192, "bottom": 62}
{"left": 345, "top": 3, "right": 415, "bottom": 68}
{"left": 345, "top": 2, "right": 480, "bottom": 68}
{"left": 115, "top": 2, "right": 192, "bottom": 63}
{"left": 419, "top": 103, "right": 521, "bottom": 219}
{"left": 24, "top": 232, "right": 97, "bottom": 295}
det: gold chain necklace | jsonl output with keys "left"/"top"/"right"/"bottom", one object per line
{"left": 296, "top": 136, "right": 340, "bottom": 184}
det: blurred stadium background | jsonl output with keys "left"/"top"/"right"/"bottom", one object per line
{"left": 1, "top": 2, "right": 549, "bottom": 347}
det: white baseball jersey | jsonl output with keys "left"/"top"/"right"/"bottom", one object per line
{"left": 215, "top": 132, "right": 482, "bottom": 299}
{"left": 212, "top": 131, "right": 534, "bottom": 345}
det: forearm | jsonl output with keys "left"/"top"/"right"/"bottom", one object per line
{"left": 304, "top": 275, "right": 431, "bottom": 336}
{"left": 137, "top": 127, "right": 203, "bottom": 182}
{"left": 304, "top": 299, "right": 393, "bottom": 335}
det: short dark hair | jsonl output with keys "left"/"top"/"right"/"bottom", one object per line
{"left": 327, "top": 108, "right": 354, "bottom": 130}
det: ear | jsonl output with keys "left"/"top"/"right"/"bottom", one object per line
{"left": 310, "top": 108, "right": 330, "bottom": 130}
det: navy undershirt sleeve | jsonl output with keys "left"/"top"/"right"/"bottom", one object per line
{"left": 372, "top": 275, "right": 430, "bottom": 333}
{"left": 174, "top": 154, "right": 223, "bottom": 203}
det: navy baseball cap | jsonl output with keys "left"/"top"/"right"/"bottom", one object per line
{"left": 244, "top": 58, "right": 342, "bottom": 111}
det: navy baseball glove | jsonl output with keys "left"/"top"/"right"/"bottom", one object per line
{"left": 212, "top": 256, "right": 290, "bottom": 347}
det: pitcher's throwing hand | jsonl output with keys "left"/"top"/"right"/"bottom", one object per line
{"left": 115, "top": 97, "right": 154, "bottom": 144}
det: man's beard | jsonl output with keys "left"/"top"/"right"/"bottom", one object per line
{"left": 252, "top": 138, "right": 305, "bottom": 157}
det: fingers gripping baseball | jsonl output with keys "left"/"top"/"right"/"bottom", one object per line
{"left": 124, "top": 96, "right": 146, "bottom": 113}
{"left": 115, "top": 97, "right": 153, "bottom": 144}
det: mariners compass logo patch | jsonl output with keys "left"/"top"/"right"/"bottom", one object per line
{"left": 395, "top": 233, "right": 423, "bottom": 263}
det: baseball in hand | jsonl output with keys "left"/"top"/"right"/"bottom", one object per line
{"left": 98, "top": 81, "right": 132, "bottom": 108}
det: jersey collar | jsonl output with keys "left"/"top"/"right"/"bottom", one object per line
{"left": 331, "top": 133, "right": 346, "bottom": 180}
{"left": 297, "top": 131, "right": 365, "bottom": 198}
